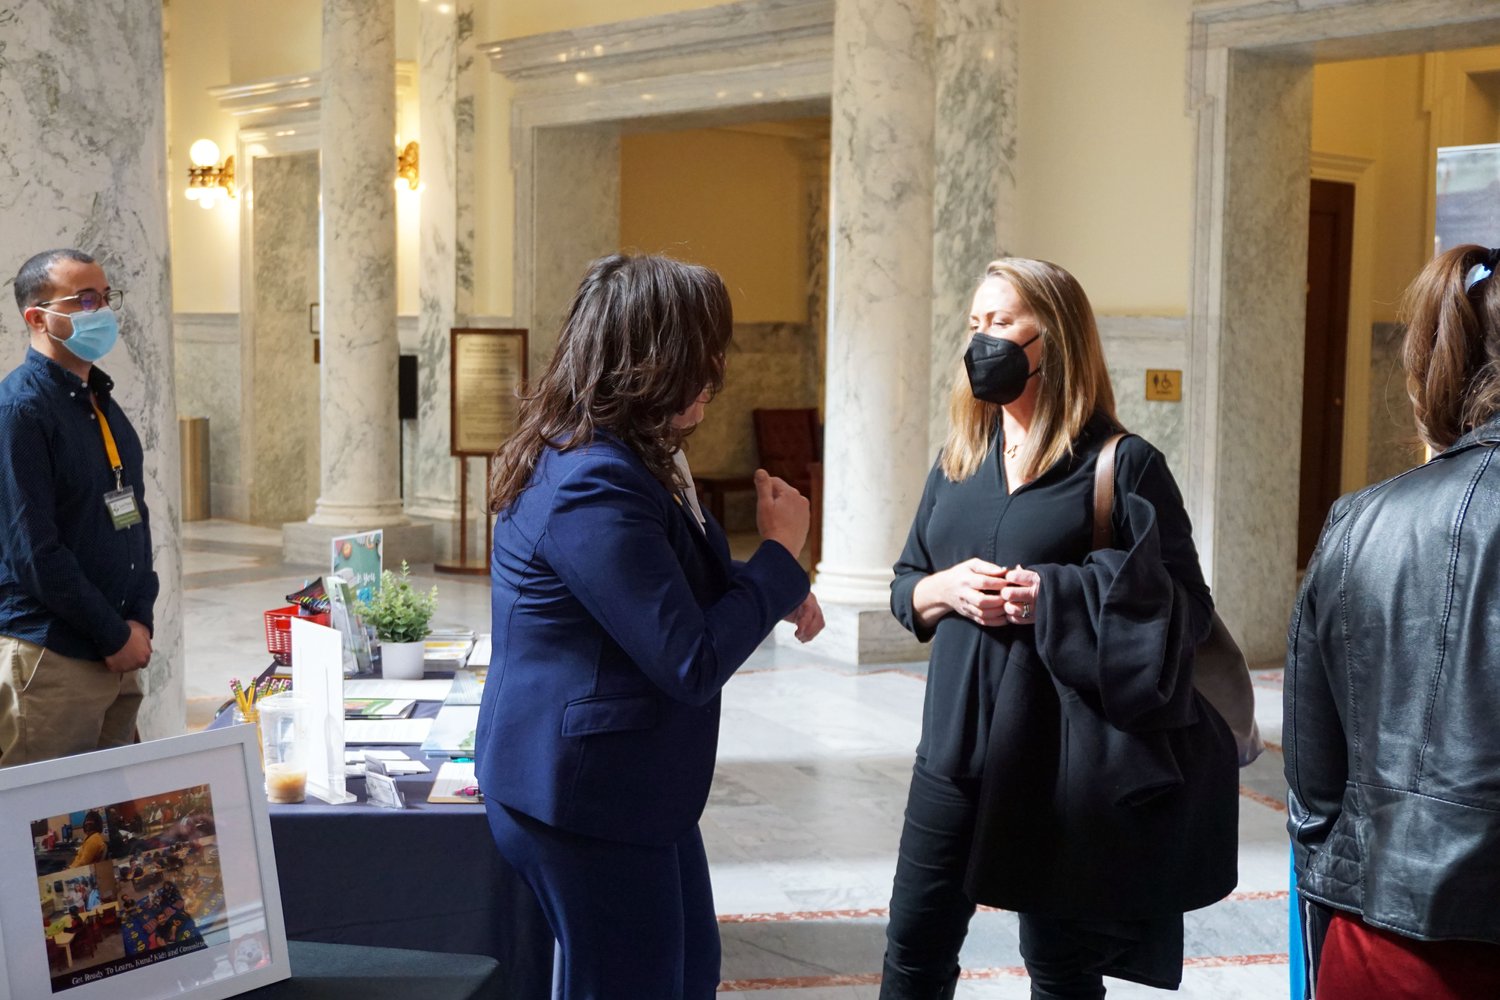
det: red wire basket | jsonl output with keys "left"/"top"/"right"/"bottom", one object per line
{"left": 263, "top": 606, "right": 332, "bottom": 665}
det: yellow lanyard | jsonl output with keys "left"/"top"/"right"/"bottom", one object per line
{"left": 89, "top": 396, "right": 125, "bottom": 490}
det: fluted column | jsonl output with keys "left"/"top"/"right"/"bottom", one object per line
{"left": 805, "top": 0, "right": 936, "bottom": 663}
{"left": 284, "top": 0, "right": 431, "bottom": 563}
{"left": 0, "top": 1, "right": 183, "bottom": 738}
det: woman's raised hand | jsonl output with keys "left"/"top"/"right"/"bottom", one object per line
{"left": 754, "top": 468, "right": 810, "bottom": 558}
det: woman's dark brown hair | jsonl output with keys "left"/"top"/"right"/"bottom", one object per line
{"left": 487, "top": 253, "right": 732, "bottom": 513}
{"left": 1400, "top": 244, "right": 1500, "bottom": 452}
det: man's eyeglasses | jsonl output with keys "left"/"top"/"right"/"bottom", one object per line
{"left": 35, "top": 290, "right": 125, "bottom": 313}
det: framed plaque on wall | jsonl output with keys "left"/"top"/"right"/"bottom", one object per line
{"left": 449, "top": 328, "right": 528, "bottom": 457}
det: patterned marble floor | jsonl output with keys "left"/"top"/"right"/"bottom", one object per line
{"left": 181, "top": 519, "right": 1293, "bottom": 997}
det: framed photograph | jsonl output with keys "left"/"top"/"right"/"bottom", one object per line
{"left": 450, "top": 328, "right": 527, "bottom": 457}
{"left": 0, "top": 726, "right": 291, "bottom": 1000}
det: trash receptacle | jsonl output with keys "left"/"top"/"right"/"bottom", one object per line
{"left": 179, "top": 417, "right": 210, "bottom": 521}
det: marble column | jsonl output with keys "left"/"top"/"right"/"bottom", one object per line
{"left": 0, "top": 0, "right": 183, "bottom": 739}
{"left": 929, "top": 0, "right": 1019, "bottom": 454}
{"left": 248, "top": 153, "right": 321, "bottom": 527}
{"left": 528, "top": 127, "right": 620, "bottom": 372}
{"left": 802, "top": 0, "right": 936, "bottom": 664}
{"left": 410, "top": 0, "right": 480, "bottom": 561}
{"left": 284, "top": 0, "right": 432, "bottom": 564}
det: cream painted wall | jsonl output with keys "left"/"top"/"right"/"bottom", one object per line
{"left": 1015, "top": 0, "right": 1195, "bottom": 315}
{"left": 469, "top": 0, "right": 739, "bottom": 321}
{"left": 619, "top": 128, "right": 813, "bottom": 324}
{"left": 167, "top": 0, "right": 240, "bottom": 313}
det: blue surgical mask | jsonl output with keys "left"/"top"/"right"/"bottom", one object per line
{"left": 43, "top": 306, "right": 119, "bottom": 363}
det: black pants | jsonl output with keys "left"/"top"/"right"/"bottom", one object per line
{"left": 879, "top": 765, "right": 1113, "bottom": 1000}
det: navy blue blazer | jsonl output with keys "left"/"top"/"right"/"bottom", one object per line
{"left": 476, "top": 433, "right": 809, "bottom": 846}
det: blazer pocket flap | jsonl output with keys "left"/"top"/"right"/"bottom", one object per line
{"left": 561, "top": 694, "right": 660, "bottom": 737}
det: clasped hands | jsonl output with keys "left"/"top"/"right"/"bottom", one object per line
{"left": 104, "top": 620, "right": 152, "bottom": 673}
{"left": 940, "top": 558, "right": 1040, "bottom": 628}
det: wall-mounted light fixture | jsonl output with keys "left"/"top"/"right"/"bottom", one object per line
{"left": 396, "top": 140, "right": 420, "bottom": 191}
{"left": 186, "top": 139, "right": 235, "bottom": 210}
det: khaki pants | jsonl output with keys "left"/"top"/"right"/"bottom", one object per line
{"left": 0, "top": 635, "right": 142, "bottom": 767}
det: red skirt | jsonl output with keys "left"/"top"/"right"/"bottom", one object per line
{"left": 1317, "top": 911, "right": 1500, "bottom": 1000}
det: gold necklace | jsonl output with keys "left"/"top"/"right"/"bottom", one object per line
{"left": 1003, "top": 440, "right": 1020, "bottom": 460}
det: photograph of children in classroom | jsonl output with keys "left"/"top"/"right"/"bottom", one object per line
{"left": 32, "top": 785, "right": 229, "bottom": 993}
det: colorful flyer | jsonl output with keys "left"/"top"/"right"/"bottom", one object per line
{"left": 330, "top": 530, "right": 383, "bottom": 603}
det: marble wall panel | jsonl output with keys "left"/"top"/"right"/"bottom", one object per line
{"left": 1205, "top": 51, "right": 1313, "bottom": 662}
{"left": 689, "top": 322, "right": 820, "bottom": 531}
{"left": 247, "top": 153, "right": 321, "bottom": 527}
{"left": 1367, "top": 321, "right": 1423, "bottom": 483}
{"left": 174, "top": 314, "right": 244, "bottom": 519}
{"left": 0, "top": 0, "right": 183, "bottom": 738}
{"left": 529, "top": 127, "right": 621, "bottom": 372}
{"left": 929, "top": 0, "right": 1018, "bottom": 455}
{"left": 411, "top": 0, "right": 479, "bottom": 545}
{"left": 1098, "top": 316, "right": 1189, "bottom": 480}
{"left": 806, "top": 147, "right": 830, "bottom": 417}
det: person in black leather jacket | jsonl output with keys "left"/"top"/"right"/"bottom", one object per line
{"left": 1286, "top": 243, "right": 1500, "bottom": 1000}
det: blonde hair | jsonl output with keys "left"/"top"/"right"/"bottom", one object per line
{"left": 940, "top": 258, "right": 1119, "bottom": 483}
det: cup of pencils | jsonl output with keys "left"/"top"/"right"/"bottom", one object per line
{"left": 231, "top": 678, "right": 289, "bottom": 772}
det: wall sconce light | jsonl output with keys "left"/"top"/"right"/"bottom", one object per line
{"left": 185, "top": 139, "right": 235, "bottom": 210}
{"left": 396, "top": 140, "right": 420, "bottom": 191}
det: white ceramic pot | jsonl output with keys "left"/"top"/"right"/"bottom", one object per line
{"left": 380, "top": 640, "right": 426, "bottom": 680}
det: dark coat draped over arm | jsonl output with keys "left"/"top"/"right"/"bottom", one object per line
{"left": 963, "top": 438, "right": 1238, "bottom": 920}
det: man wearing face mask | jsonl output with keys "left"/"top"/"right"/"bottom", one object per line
{"left": 0, "top": 249, "right": 157, "bottom": 767}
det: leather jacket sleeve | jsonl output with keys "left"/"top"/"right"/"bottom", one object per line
{"left": 1284, "top": 532, "right": 1350, "bottom": 876}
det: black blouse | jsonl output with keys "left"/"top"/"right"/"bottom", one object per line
{"left": 890, "top": 415, "right": 1212, "bottom": 779}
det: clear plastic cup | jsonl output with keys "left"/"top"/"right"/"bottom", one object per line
{"left": 256, "top": 694, "right": 308, "bottom": 804}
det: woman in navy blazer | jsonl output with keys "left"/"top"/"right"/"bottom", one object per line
{"left": 477, "top": 253, "right": 821, "bottom": 998}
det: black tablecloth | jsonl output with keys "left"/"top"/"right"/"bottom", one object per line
{"left": 211, "top": 694, "right": 552, "bottom": 999}
{"left": 245, "top": 940, "right": 502, "bottom": 999}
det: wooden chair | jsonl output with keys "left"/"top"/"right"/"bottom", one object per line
{"left": 752, "top": 408, "right": 823, "bottom": 566}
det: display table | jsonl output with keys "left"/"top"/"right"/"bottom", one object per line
{"left": 246, "top": 940, "right": 502, "bottom": 999}
{"left": 210, "top": 693, "right": 551, "bottom": 999}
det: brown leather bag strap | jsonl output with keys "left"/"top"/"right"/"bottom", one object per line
{"left": 1092, "top": 433, "right": 1126, "bottom": 551}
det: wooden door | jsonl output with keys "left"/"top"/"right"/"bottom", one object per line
{"left": 1299, "top": 179, "right": 1355, "bottom": 568}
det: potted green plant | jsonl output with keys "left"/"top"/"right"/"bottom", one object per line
{"left": 355, "top": 562, "right": 438, "bottom": 680}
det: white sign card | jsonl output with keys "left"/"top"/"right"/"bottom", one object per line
{"left": 289, "top": 619, "right": 355, "bottom": 806}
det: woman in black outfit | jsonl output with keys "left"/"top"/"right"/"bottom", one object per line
{"left": 880, "top": 258, "right": 1238, "bottom": 999}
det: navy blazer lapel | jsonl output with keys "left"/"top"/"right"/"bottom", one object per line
{"left": 673, "top": 488, "right": 732, "bottom": 574}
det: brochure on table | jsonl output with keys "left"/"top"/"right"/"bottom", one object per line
{"left": 322, "top": 577, "right": 372, "bottom": 677}
{"left": 329, "top": 530, "right": 382, "bottom": 603}
{"left": 289, "top": 619, "right": 355, "bottom": 805}
{"left": 419, "top": 705, "right": 479, "bottom": 758}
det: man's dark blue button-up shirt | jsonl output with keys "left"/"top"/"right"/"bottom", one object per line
{"left": 0, "top": 348, "right": 157, "bottom": 659}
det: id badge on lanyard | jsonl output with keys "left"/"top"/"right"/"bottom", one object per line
{"left": 91, "top": 397, "right": 141, "bottom": 530}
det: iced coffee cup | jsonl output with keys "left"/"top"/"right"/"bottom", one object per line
{"left": 256, "top": 694, "right": 309, "bottom": 804}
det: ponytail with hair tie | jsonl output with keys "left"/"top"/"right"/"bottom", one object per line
{"left": 1464, "top": 247, "right": 1500, "bottom": 293}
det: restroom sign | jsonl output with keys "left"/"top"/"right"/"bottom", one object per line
{"left": 1145, "top": 369, "right": 1182, "bottom": 402}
